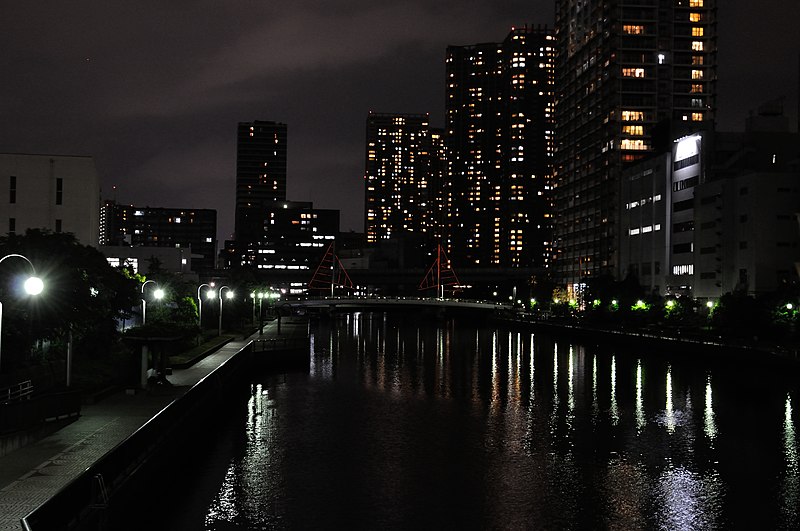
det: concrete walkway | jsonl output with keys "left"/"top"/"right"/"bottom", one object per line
{"left": 0, "top": 317, "right": 308, "bottom": 531}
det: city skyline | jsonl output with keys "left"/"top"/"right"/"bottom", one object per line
{"left": 1, "top": 1, "right": 798, "bottom": 248}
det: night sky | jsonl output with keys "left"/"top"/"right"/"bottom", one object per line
{"left": 2, "top": 1, "right": 798, "bottom": 246}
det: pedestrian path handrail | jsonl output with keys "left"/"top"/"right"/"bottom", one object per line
{"left": 0, "top": 379, "right": 33, "bottom": 404}
{"left": 251, "top": 336, "right": 309, "bottom": 352}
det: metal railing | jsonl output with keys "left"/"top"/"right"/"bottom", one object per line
{"left": 0, "top": 390, "right": 80, "bottom": 436}
{"left": 251, "top": 337, "right": 309, "bottom": 352}
{"left": 1, "top": 380, "right": 33, "bottom": 405}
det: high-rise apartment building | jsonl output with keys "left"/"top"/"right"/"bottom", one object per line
{"left": 363, "top": 112, "right": 446, "bottom": 246}
{"left": 553, "top": 0, "right": 717, "bottom": 291}
{"left": 445, "top": 25, "right": 555, "bottom": 268}
{"left": 235, "top": 120, "right": 288, "bottom": 253}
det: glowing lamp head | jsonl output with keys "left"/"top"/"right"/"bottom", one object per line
{"left": 24, "top": 276, "right": 44, "bottom": 296}
{"left": 206, "top": 290, "right": 216, "bottom": 300}
{"left": 225, "top": 291, "right": 234, "bottom": 300}
{"left": 153, "top": 289, "right": 165, "bottom": 300}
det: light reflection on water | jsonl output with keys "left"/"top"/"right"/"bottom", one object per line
{"left": 636, "top": 359, "right": 646, "bottom": 433}
{"left": 160, "top": 313, "right": 800, "bottom": 530}
{"left": 783, "top": 394, "right": 799, "bottom": 526}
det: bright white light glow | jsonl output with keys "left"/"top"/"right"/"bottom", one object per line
{"left": 674, "top": 134, "right": 701, "bottom": 162}
{"left": 24, "top": 276, "right": 44, "bottom": 295}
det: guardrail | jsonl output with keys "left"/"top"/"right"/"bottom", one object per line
{"left": 251, "top": 336, "right": 309, "bottom": 352}
{"left": 1, "top": 380, "right": 33, "bottom": 405}
{"left": 0, "top": 390, "right": 81, "bottom": 435}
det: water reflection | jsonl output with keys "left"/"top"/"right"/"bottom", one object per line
{"left": 665, "top": 365, "right": 676, "bottom": 434}
{"left": 635, "top": 359, "right": 645, "bottom": 433}
{"left": 656, "top": 465, "right": 723, "bottom": 530}
{"left": 178, "top": 313, "right": 800, "bottom": 529}
{"left": 610, "top": 355, "right": 619, "bottom": 426}
{"left": 783, "top": 394, "right": 798, "bottom": 526}
{"left": 592, "top": 354, "right": 599, "bottom": 421}
{"left": 704, "top": 376, "right": 717, "bottom": 442}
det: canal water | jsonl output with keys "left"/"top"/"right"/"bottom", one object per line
{"left": 137, "top": 312, "right": 798, "bottom": 530}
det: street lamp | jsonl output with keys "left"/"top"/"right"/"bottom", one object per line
{"left": 141, "top": 280, "right": 163, "bottom": 325}
{"left": 197, "top": 283, "right": 212, "bottom": 328}
{"left": 217, "top": 286, "right": 233, "bottom": 336}
{"left": 0, "top": 254, "right": 44, "bottom": 373}
{"left": 257, "top": 292, "right": 267, "bottom": 335}
{"left": 250, "top": 291, "right": 262, "bottom": 325}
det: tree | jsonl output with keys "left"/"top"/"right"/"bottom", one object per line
{"left": 0, "top": 229, "right": 140, "bottom": 369}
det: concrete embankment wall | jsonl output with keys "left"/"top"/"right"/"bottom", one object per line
{"left": 22, "top": 343, "right": 258, "bottom": 531}
{"left": 501, "top": 317, "right": 800, "bottom": 370}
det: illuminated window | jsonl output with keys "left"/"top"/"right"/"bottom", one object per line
{"left": 691, "top": 69, "right": 703, "bottom": 79}
{"left": 691, "top": 27, "right": 704, "bottom": 37}
{"left": 623, "top": 25, "right": 645, "bottom": 35}
{"left": 621, "top": 110, "right": 644, "bottom": 121}
{"left": 620, "top": 139, "right": 648, "bottom": 150}
{"left": 689, "top": 12, "right": 702, "bottom": 22}
{"left": 689, "top": 0, "right": 703, "bottom": 6}
{"left": 622, "top": 125, "right": 644, "bottom": 136}
{"left": 692, "top": 41, "right": 704, "bottom": 51}
{"left": 692, "top": 55, "right": 704, "bottom": 65}
{"left": 691, "top": 112, "right": 704, "bottom": 121}
{"left": 691, "top": 83, "right": 704, "bottom": 93}
{"left": 622, "top": 67, "right": 646, "bottom": 78}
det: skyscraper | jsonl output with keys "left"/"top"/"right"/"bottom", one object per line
{"left": 235, "top": 120, "right": 288, "bottom": 253}
{"left": 553, "top": 0, "right": 717, "bottom": 291}
{"left": 445, "top": 25, "right": 555, "bottom": 268}
{"left": 363, "top": 112, "right": 445, "bottom": 246}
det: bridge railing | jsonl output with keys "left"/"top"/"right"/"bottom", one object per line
{"left": 280, "top": 295, "right": 515, "bottom": 310}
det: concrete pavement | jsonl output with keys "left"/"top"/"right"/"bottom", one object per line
{"left": 0, "top": 317, "right": 308, "bottom": 531}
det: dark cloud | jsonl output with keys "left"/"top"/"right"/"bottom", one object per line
{"left": 1, "top": 1, "right": 797, "bottom": 247}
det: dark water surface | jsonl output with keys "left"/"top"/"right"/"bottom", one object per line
{"left": 142, "top": 313, "right": 799, "bottom": 530}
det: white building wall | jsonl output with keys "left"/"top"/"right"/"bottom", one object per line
{"left": 0, "top": 153, "right": 100, "bottom": 246}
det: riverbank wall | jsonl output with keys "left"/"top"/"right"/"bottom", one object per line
{"left": 497, "top": 315, "right": 800, "bottom": 370}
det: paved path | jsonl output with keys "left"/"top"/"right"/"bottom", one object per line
{"left": 0, "top": 318, "right": 308, "bottom": 531}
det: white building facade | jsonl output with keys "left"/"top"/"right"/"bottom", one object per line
{"left": 0, "top": 153, "right": 100, "bottom": 246}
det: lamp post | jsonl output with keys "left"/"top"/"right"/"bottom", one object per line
{"left": 140, "top": 280, "right": 163, "bottom": 325}
{"left": 218, "top": 285, "right": 232, "bottom": 336}
{"left": 0, "top": 254, "right": 44, "bottom": 374}
{"left": 251, "top": 291, "right": 263, "bottom": 326}
{"left": 197, "top": 283, "right": 212, "bottom": 328}
{"left": 258, "top": 292, "right": 265, "bottom": 335}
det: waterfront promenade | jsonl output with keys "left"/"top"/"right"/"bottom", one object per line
{"left": 0, "top": 318, "right": 308, "bottom": 531}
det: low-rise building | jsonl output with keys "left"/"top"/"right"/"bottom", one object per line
{"left": 0, "top": 153, "right": 100, "bottom": 245}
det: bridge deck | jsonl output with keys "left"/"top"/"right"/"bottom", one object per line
{"left": 281, "top": 297, "right": 514, "bottom": 311}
